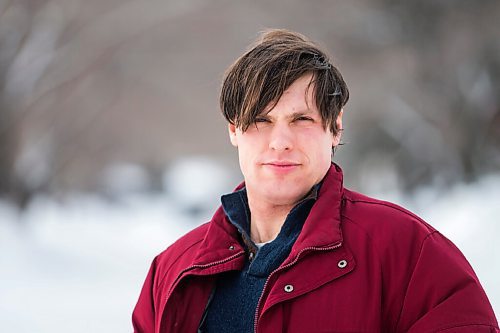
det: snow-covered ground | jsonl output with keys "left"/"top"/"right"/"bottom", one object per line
{"left": 0, "top": 168, "right": 498, "bottom": 332}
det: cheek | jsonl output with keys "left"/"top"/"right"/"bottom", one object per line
{"left": 299, "top": 133, "right": 333, "bottom": 158}
{"left": 313, "top": 148, "right": 333, "bottom": 168}
{"left": 237, "top": 143, "right": 257, "bottom": 172}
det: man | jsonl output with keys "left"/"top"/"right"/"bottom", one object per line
{"left": 133, "top": 29, "right": 498, "bottom": 332}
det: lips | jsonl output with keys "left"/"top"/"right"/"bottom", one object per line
{"left": 262, "top": 161, "right": 301, "bottom": 172}
{"left": 263, "top": 160, "right": 300, "bottom": 166}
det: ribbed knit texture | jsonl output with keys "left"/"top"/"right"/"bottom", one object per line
{"left": 199, "top": 186, "right": 319, "bottom": 332}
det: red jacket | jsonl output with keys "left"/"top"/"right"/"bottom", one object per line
{"left": 133, "top": 164, "right": 498, "bottom": 332}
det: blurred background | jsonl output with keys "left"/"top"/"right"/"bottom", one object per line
{"left": 0, "top": 0, "right": 499, "bottom": 331}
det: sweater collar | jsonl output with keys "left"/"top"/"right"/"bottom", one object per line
{"left": 192, "top": 163, "right": 344, "bottom": 266}
{"left": 220, "top": 183, "right": 320, "bottom": 248}
{"left": 220, "top": 184, "right": 320, "bottom": 277}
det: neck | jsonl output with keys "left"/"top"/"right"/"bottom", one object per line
{"left": 246, "top": 193, "right": 295, "bottom": 244}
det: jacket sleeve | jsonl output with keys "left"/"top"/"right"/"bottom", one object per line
{"left": 132, "top": 257, "right": 158, "bottom": 333}
{"left": 396, "top": 232, "right": 499, "bottom": 332}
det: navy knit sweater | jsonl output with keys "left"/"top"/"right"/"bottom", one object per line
{"left": 198, "top": 186, "right": 319, "bottom": 332}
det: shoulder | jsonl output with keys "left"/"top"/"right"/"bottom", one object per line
{"left": 154, "top": 222, "right": 210, "bottom": 275}
{"left": 133, "top": 222, "right": 213, "bottom": 321}
{"left": 342, "top": 188, "right": 435, "bottom": 239}
{"left": 339, "top": 188, "right": 442, "bottom": 267}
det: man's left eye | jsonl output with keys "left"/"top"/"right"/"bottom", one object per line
{"left": 254, "top": 117, "right": 270, "bottom": 123}
{"left": 295, "top": 116, "right": 313, "bottom": 122}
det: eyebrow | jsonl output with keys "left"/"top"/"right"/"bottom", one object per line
{"left": 260, "top": 108, "right": 314, "bottom": 118}
{"left": 291, "top": 109, "right": 314, "bottom": 116}
{"left": 286, "top": 109, "right": 316, "bottom": 119}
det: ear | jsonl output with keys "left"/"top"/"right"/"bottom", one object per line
{"left": 332, "top": 109, "right": 344, "bottom": 147}
{"left": 228, "top": 123, "right": 238, "bottom": 147}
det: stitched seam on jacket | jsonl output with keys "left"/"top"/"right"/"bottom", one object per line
{"left": 434, "top": 322, "right": 499, "bottom": 332}
{"left": 395, "top": 231, "right": 438, "bottom": 331}
{"left": 343, "top": 195, "right": 434, "bottom": 233}
{"left": 156, "top": 238, "right": 205, "bottom": 290}
{"left": 340, "top": 213, "right": 390, "bottom": 331}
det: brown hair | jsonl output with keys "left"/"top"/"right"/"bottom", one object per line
{"left": 220, "top": 29, "right": 349, "bottom": 134}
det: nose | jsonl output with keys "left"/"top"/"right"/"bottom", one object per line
{"left": 269, "top": 123, "right": 294, "bottom": 151}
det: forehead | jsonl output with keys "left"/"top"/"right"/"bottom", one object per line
{"left": 263, "top": 74, "right": 317, "bottom": 115}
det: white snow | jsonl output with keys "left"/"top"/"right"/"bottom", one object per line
{"left": 0, "top": 169, "right": 498, "bottom": 332}
{"left": 0, "top": 193, "right": 196, "bottom": 333}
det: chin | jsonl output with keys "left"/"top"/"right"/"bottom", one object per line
{"left": 262, "top": 185, "right": 310, "bottom": 206}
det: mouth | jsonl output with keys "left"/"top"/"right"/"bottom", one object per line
{"left": 262, "top": 161, "right": 301, "bottom": 170}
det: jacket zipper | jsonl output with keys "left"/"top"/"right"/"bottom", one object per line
{"left": 253, "top": 242, "right": 342, "bottom": 333}
{"left": 158, "top": 251, "right": 245, "bottom": 332}
{"left": 165, "top": 250, "right": 246, "bottom": 303}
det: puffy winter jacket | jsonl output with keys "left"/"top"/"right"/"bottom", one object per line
{"left": 132, "top": 163, "right": 498, "bottom": 332}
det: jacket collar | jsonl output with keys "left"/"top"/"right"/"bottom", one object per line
{"left": 289, "top": 163, "right": 344, "bottom": 254}
{"left": 192, "top": 163, "right": 344, "bottom": 267}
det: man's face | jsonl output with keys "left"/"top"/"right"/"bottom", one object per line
{"left": 228, "top": 73, "right": 343, "bottom": 207}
